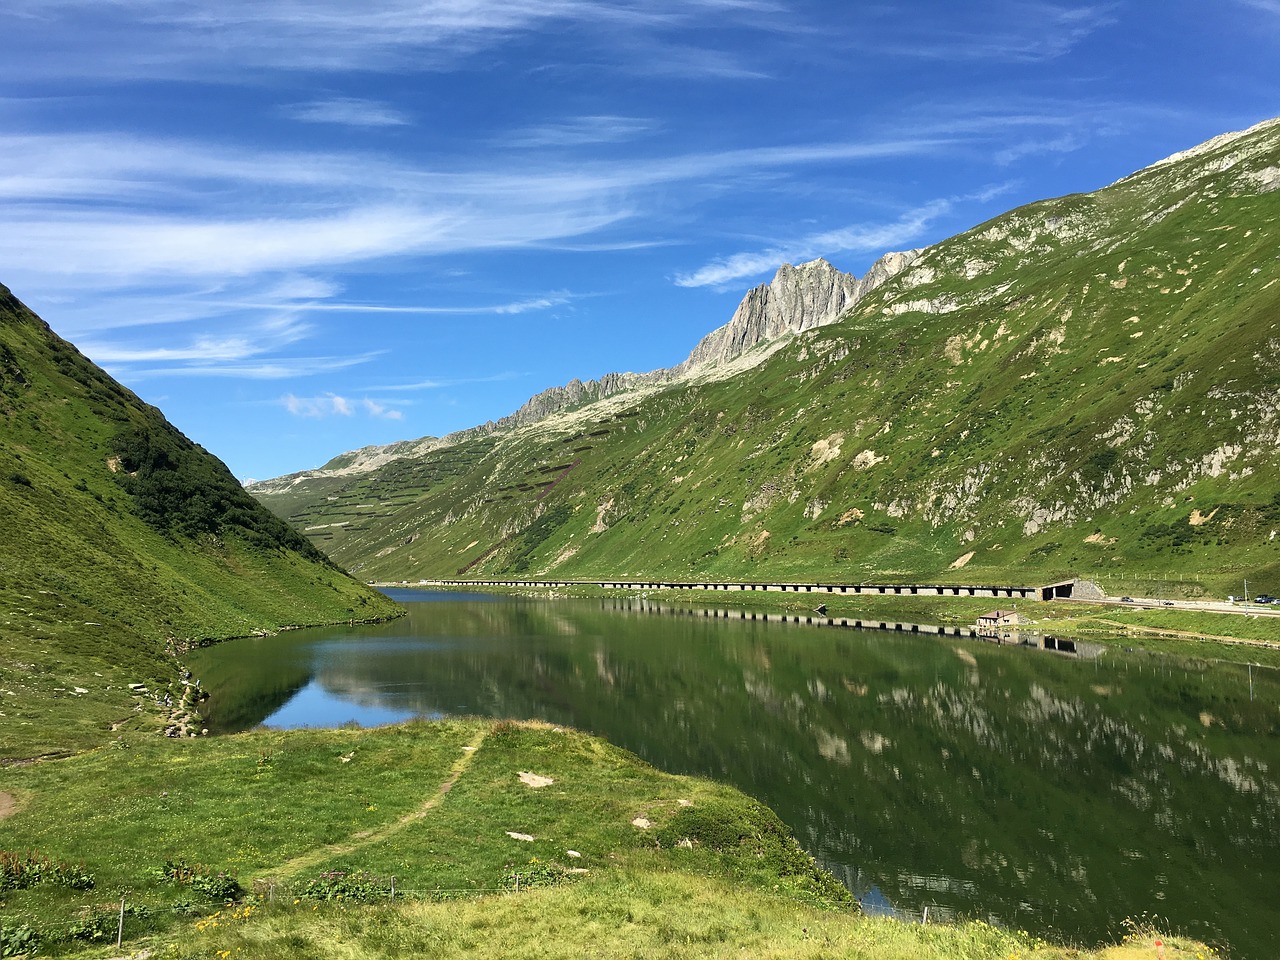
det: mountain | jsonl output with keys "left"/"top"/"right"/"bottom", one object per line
{"left": 249, "top": 118, "right": 1280, "bottom": 597}
{"left": 0, "top": 287, "right": 400, "bottom": 759}
{"left": 251, "top": 253, "right": 915, "bottom": 504}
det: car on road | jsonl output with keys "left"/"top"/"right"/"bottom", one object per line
{"left": 1120, "top": 596, "right": 1134, "bottom": 602}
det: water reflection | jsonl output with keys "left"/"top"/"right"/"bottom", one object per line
{"left": 186, "top": 591, "right": 1280, "bottom": 959}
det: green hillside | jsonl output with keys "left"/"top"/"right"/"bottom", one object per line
{"left": 251, "top": 119, "right": 1280, "bottom": 600}
{"left": 0, "top": 286, "right": 400, "bottom": 759}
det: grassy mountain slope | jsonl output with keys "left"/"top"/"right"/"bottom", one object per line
{"left": 0, "top": 286, "right": 400, "bottom": 759}
{"left": 0, "top": 720, "right": 1208, "bottom": 960}
{"left": 251, "top": 119, "right": 1280, "bottom": 598}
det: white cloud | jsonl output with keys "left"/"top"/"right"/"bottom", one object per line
{"left": 994, "top": 133, "right": 1083, "bottom": 166}
{"left": 0, "top": 130, "right": 952, "bottom": 293}
{"left": 109, "top": 351, "right": 384, "bottom": 381}
{"left": 858, "top": 3, "right": 1117, "bottom": 63}
{"left": 505, "top": 116, "right": 657, "bottom": 148}
{"left": 0, "top": 0, "right": 785, "bottom": 79}
{"left": 230, "top": 295, "right": 572, "bottom": 315}
{"left": 370, "top": 372, "right": 522, "bottom": 391}
{"left": 283, "top": 392, "right": 405, "bottom": 419}
{"left": 78, "top": 312, "right": 310, "bottom": 362}
{"left": 361, "top": 398, "right": 404, "bottom": 420}
{"left": 674, "top": 201, "right": 952, "bottom": 289}
{"left": 283, "top": 98, "right": 411, "bottom": 127}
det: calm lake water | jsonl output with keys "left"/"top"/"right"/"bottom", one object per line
{"left": 187, "top": 589, "right": 1280, "bottom": 959}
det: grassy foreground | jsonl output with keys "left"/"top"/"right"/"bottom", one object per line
{"left": 0, "top": 719, "right": 1211, "bottom": 960}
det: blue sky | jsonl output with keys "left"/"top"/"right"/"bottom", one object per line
{"left": 3, "top": 1, "right": 1278, "bottom": 481}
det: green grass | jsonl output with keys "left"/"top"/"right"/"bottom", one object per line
{"left": 0, "top": 285, "right": 401, "bottom": 760}
{"left": 0, "top": 720, "right": 1214, "bottom": 960}
{"left": 250, "top": 120, "right": 1280, "bottom": 602}
{"left": 0, "top": 720, "right": 845, "bottom": 954}
{"left": 108, "top": 877, "right": 1214, "bottom": 960}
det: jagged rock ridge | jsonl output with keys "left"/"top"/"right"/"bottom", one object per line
{"left": 259, "top": 252, "right": 915, "bottom": 488}
{"left": 674, "top": 252, "right": 919, "bottom": 372}
{"left": 247, "top": 115, "right": 1280, "bottom": 594}
{"left": 469, "top": 253, "right": 916, "bottom": 432}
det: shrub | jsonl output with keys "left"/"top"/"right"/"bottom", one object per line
{"left": 110, "top": 424, "right": 331, "bottom": 563}
{"left": 0, "top": 851, "right": 94, "bottom": 892}
{"left": 153, "top": 859, "right": 243, "bottom": 902}
{"left": 0, "top": 923, "right": 39, "bottom": 958}
{"left": 301, "top": 869, "right": 392, "bottom": 902}
{"left": 502, "top": 858, "right": 569, "bottom": 891}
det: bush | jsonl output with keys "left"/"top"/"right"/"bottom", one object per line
{"left": 153, "top": 859, "right": 243, "bottom": 902}
{"left": 110, "top": 424, "right": 330, "bottom": 563}
{"left": 64, "top": 909, "right": 116, "bottom": 943}
{"left": 61, "top": 904, "right": 150, "bottom": 943}
{"left": 502, "top": 858, "right": 569, "bottom": 891}
{"left": 0, "top": 923, "right": 38, "bottom": 958}
{"left": 0, "top": 851, "right": 94, "bottom": 892}
{"left": 301, "top": 869, "right": 392, "bottom": 902}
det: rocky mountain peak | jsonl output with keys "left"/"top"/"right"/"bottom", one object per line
{"left": 250, "top": 249, "right": 922, "bottom": 489}
{"left": 677, "top": 249, "right": 919, "bottom": 373}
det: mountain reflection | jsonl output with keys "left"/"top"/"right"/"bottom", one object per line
{"left": 187, "top": 592, "right": 1280, "bottom": 959}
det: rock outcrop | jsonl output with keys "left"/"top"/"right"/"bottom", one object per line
{"left": 675, "top": 253, "right": 918, "bottom": 374}
{"left": 250, "top": 251, "right": 919, "bottom": 489}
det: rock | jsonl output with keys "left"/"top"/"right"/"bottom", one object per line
{"left": 676, "top": 254, "right": 917, "bottom": 374}
{"left": 255, "top": 253, "right": 918, "bottom": 482}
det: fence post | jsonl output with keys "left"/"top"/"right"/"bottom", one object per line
{"left": 117, "top": 896, "right": 126, "bottom": 948}
{"left": 390, "top": 876, "right": 396, "bottom": 900}
{"left": 922, "top": 906, "right": 928, "bottom": 925}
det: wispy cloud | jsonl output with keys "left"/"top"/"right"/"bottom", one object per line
{"left": 78, "top": 312, "right": 310, "bottom": 363}
{"left": 505, "top": 116, "right": 657, "bottom": 148}
{"left": 228, "top": 295, "right": 573, "bottom": 315}
{"left": 994, "top": 133, "right": 1083, "bottom": 166}
{"left": 282, "top": 98, "right": 411, "bottom": 127}
{"left": 0, "top": 0, "right": 787, "bottom": 79}
{"left": 674, "top": 201, "right": 953, "bottom": 289}
{"left": 0, "top": 130, "right": 954, "bottom": 291}
{"left": 1236, "top": 0, "right": 1280, "bottom": 14}
{"left": 859, "top": 2, "right": 1117, "bottom": 63}
{"left": 283, "top": 392, "right": 405, "bottom": 419}
{"left": 130, "top": 353, "right": 384, "bottom": 380}
{"left": 370, "top": 372, "right": 522, "bottom": 392}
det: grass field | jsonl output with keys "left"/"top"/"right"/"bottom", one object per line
{"left": 0, "top": 284, "right": 402, "bottom": 761}
{"left": 0, "top": 719, "right": 1212, "bottom": 960}
{"left": 250, "top": 119, "right": 1280, "bottom": 602}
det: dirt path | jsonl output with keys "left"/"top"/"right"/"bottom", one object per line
{"left": 0, "top": 790, "right": 17, "bottom": 820}
{"left": 261, "top": 726, "right": 490, "bottom": 881}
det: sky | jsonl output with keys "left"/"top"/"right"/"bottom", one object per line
{"left": 3, "top": 1, "right": 1278, "bottom": 482}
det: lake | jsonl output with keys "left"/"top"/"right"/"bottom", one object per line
{"left": 187, "top": 589, "right": 1280, "bottom": 958}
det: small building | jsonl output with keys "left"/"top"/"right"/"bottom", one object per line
{"left": 976, "top": 609, "right": 1021, "bottom": 630}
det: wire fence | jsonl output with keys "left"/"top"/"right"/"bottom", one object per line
{"left": 0, "top": 870, "right": 568, "bottom": 951}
